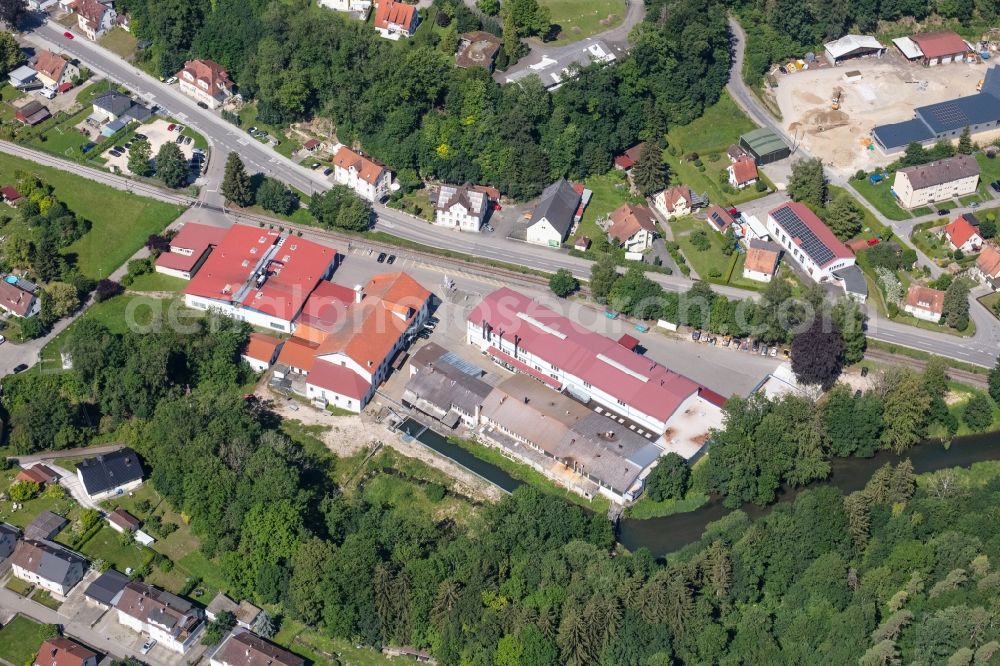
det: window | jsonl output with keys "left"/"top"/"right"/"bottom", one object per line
{"left": 617, "top": 399, "right": 626, "bottom": 407}
{"left": 583, "top": 382, "right": 592, "bottom": 388}
{"left": 269, "top": 322, "right": 285, "bottom": 330}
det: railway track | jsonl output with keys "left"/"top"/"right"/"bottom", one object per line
{"left": 864, "top": 348, "right": 987, "bottom": 389}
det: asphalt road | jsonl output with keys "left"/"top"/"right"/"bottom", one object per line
{"left": 9, "top": 20, "right": 1000, "bottom": 367}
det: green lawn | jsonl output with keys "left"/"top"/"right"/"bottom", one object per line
{"left": 669, "top": 215, "right": 738, "bottom": 283}
{"left": 80, "top": 525, "right": 155, "bottom": 572}
{"left": 236, "top": 104, "right": 301, "bottom": 158}
{"left": 31, "top": 590, "right": 63, "bottom": 611}
{"left": 5, "top": 577, "right": 33, "bottom": 596}
{"left": 850, "top": 177, "right": 911, "bottom": 221}
{"left": 274, "top": 620, "right": 393, "bottom": 666}
{"left": 0, "top": 469, "right": 80, "bottom": 530}
{"left": 0, "top": 153, "right": 184, "bottom": 279}
{"left": 911, "top": 224, "right": 952, "bottom": 263}
{"left": 667, "top": 93, "right": 758, "bottom": 155}
{"left": 976, "top": 153, "right": 1000, "bottom": 186}
{"left": 541, "top": 0, "right": 626, "bottom": 44}
{"left": 98, "top": 28, "right": 137, "bottom": 60}
{"left": 127, "top": 271, "right": 188, "bottom": 292}
{"left": 959, "top": 192, "right": 986, "bottom": 205}
{"left": 978, "top": 291, "right": 1000, "bottom": 320}
{"left": 912, "top": 206, "right": 934, "bottom": 217}
{"left": 0, "top": 83, "right": 24, "bottom": 122}
{"left": 0, "top": 615, "right": 57, "bottom": 666}
{"left": 574, "top": 170, "right": 643, "bottom": 241}
{"left": 828, "top": 185, "right": 892, "bottom": 240}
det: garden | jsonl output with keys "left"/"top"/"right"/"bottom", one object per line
{"left": 0, "top": 615, "right": 59, "bottom": 666}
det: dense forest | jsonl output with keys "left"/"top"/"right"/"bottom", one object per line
{"left": 5, "top": 314, "right": 1000, "bottom": 663}
{"left": 115, "top": 0, "right": 729, "bottom": 198}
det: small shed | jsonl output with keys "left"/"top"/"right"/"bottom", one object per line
{"left": 15, "top": 101, "right": 51, "bottom": 126}
{"left": 617, "top": 334, "right": 639, "bottom": 351}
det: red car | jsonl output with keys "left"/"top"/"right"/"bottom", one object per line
{"left": 493, "top": 202, "right": 503, "bottom": 211}
{"left": 867, "top": 238, "right": 880, "bottom": 246}
{"left": 167, "top": 123, "right": 175, "bottom": 131}
{"left": 63, "top": 31, "right": 74, "bottom": 39}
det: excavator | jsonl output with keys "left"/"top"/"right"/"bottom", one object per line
{"left": 831, "top": 88, "right": 842, "bottom": 110}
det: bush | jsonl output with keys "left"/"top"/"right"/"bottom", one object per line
{"left": 755, "top": 180, "right": 768, "bottom": 192}
{"left": 854, "top": 170, "right": 866, "bottom": 181}
{"left": 707, "top": 153, "right": 721, "bottom": 162}
{"left": 954, "top": 248, "right": 964, "bottom": 260}
{"left": 690, "top": 230, "right": 711, "bottom": 251}
{"left": 693, "top": 158, "right": 703, "bottom": 167}
{"left": 962, "top": 393, "right": 994, "bottom": 432}
{"left": 9, "top": 480, "right": 40, "bottom": 502}
{"left": 424, "top": 483, "right": 447, "bottom": 502}
{"left": 94, "top": 279, "right": 124, "bottom": 302}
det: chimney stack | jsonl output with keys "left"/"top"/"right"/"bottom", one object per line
{"left": 354, "top": 284, "right": 363, "bottom": 304}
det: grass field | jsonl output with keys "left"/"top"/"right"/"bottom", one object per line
{"left": 669, "top": 215, "right": 739, "bottom": 283}
{"left": 80, "top": 525, "right": 155, "bottom": 572}
{"left": 0, "top": 153, "right": 184, "bottom": 279}
{"left": 237, "top": 104, "right": 301, "bottom": 158}
{"left": 978, "top": 291, "right": 1000, "bottom": 320}
{"left": 542, "top": 0, "right": 626, "bottom": 44}
{"left": 0, "top": 468, "right": 80, "bottom": 530}
{"left": 31, "top": 590, "right": 63, "bottom": 611}
{"left": 574, "top": 170, "right": 644, "bottom": 241}
{"left": 0, "top": 615, "right": 57, "bottom": 666}
{"left": 98, "top": 28, "right": 138, "bottom": 60}
{"left": 127, "top": 271, "right": 188, "bottom": 292}
{"left": 274, "top": 619, "right": 393, "bottom": 666}
{"left": 850, "top": 177, "right": 911, "bottom": 221}
{"left": 976, "top": 153, "right": 1000, "bottom": 186}
{"left": 667, "top": 93, "right": 757, "bottom": 155}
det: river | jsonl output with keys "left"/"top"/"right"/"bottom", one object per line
{"left": 400, "top": 418, "right": 1000, "bottom": 558}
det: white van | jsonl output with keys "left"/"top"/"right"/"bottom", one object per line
{"left": 40, "top": 86, "right": 56, "bottom": 99}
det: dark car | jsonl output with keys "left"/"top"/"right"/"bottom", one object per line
{"left": 854, "top": 389, "right": 863, "bottom": 399}
{"left": 197, "top": 101, "right": 209, "bottom": 109}
{"left": 691, "top": 330, "right": 701, "bottom": 341}
{"left": 80, "top": 142, "right": 95, "bottom": 153}
{"left": 376, "top": 252, "right": 387, "bottom": 263}
{"left": 109, "top": 150, "right": 122, "bottom": 157}
{"left": 114, "top": 145, "right": 125, "bottom": 152}
{"left": 175, "top": 136, "right": 184, "bottom": 144}
{"left": 323, "top": 167, "right": 333, "bottom": 176}
{"left": 991, "top": 180, "right": 1000, "bottom": 193}
{"left": 13, "top": 363, "right": 27, "bottom": 373}
{"left": 386, "top": 255, "right": 396, "bottom": 265}
{"left": 937, "top": 208, "right": 950, "bottom": 215}
{"left": 861, "top": 366, "right": 869, "bottom": 377}
{"left": 134, "top": 133, "right": 147, "bottom": 140}
{"left": 184, "top": 136, "right": 192, "bottom": 145}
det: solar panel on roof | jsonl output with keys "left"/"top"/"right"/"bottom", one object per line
{"left": 772, "top": 206, "right": 835, "bottom": 266}
{"left": 440, "top": 351, "right": 482, "bottom": 376}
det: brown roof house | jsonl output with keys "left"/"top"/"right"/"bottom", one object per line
{"left": 742, "top": 239, "right": 782, "bottom": 283}
{"left": 34, "top": 637, "right": 98, "bottom": 666}
{"left": 434, "top": 183, "right": 488, "bottom": 232}
{"left": 373, "top": 0, "right": 419, "bottom": 40}
{"left": 0, "top": 280, "right": 40, "bottom": 317}
{"left": 75, "top": 0, "right": 116, "bottom": 40}
{"left": 892, "top": 155, "right": 980, "bottom": 209}
{"left": 11, "top": 539, "right": 87, "bottom": 596}
{"left": 727, "top": 157, "right": 759, "bottom": 190}
{"left": 177, "top": 59, "right": 234, "bottom": 110}
{"left": 33, "top": 49, "right": 79, "bottom": 89}
{"left": 16, "top": 464, "right": 60, "bottom": 486}
{"left": 210, "top": 629, "right": 303, "bottom": 666}
{"left": 16, "top": 100, "right": 51, "bottom": 126}
{"left": 975, "top": 245, "right": 1000, "bottom": 290}
{"left": 903, "top": 284, "right": 945, "bottom": 322}
{"left": 115, "top": 581, "right": 206, "bottom": 654}
{"left": 652, "top": 185, "right": 693, "bottom": 220}
{"left": 206, "top": 592, "right": 264, "bottom": 630}
{"left": 332, "top": 146, "right": 391, "bottom": 202}
{"left": 106, "top": 508, "right": 141, "bottom": 534}
{"left": 607, "top": 203, "right": 658, "bottom": 252}
{"left": 455, "top": 31, "right": 501, "bottom": 71}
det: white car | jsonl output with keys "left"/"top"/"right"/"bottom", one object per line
{"left": 165, "top": 76, "right": 177, "bottom": 84}
{"left": 140, "top": 639, "right": 156, "bottom": 655}
{"left": 0, "top": 335, "right": 6, "bottom": 344}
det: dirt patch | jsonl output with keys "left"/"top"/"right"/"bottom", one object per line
{"left": 797, "top": 91, "right": 824, "bottom": 104}
{"left": 599, "top": 14, "right": 619, "bottom": 26}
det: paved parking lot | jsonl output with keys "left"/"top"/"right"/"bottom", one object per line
{"left": 102, "top": 119, "right": 195, "bottom": 174}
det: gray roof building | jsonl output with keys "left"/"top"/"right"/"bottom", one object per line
{"left": 897, "top": 154, "right": 980, "bottom": 190}
{"left": 84, "top": 568, "right": 130, "bottom": 606}
{"left": 0, "top": 522, "right": 19, "bottom": 559}
{"left": 11, "top": 539, "right": 86, "bottom": 589}
{"left": 116, "top": 581, "right": 204, "bottom": 644}
{"left": 834, "top": 265, "right": 868, "bottom": 300}
{"left": 210, "top": 628, "right": 303, "bottom": 666}
{"left": 528, "top": 179, "right": 581, "bottom": 238}
{"left": 92, "top": 91, "right": 134, "bottom": 118}
{"left": 873, "top": 65, "right": 1000, "bottom": 151}
{"left": 77, "top": 448, "right": 144, "bottom": 497}
{"left": 403, "top": 362, "right": 492, "bottom": 428}
{"left": 25, "top": 511, "right": 68, "bottom": 541}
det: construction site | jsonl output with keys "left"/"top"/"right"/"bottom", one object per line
{"left": 773, "top": 54, "right": 998, "bottom": 177}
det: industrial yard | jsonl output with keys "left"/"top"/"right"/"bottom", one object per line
{"left": 773, "top": 56, "right": 998, "bottom": 176}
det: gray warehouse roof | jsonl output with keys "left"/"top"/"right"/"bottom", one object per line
{"left": 872, "top": 118, "right": 935, "bottom": 150}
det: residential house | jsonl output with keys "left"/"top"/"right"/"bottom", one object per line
{"left": 704, "top": 204, "right": 734, "bottom": 233}
{"left": 1, "top": 186, "right": 22, "bottom": 205}
{"left": 904, "top": 284, "right": 945, "bottom": 322}
{"left": 435, "top": 183, "right": 488, "bottom": 232}
{"left": 943, "top": 214, "right": 983, "bottom": 253}
{"left": 737, "top": 213, "right": 771, "bottom": 245}
{"left": 0, "top": 523, "right": 18, "bottom": 559}
{"left": 106, "top": 509, "right": 141, "bottom": 534}
{"left": 975, "top": 245, "right": 1000, "bottom": 289}
{"left": 0, "top": 280, "right": 39, "bottom": 318}
{"left": 24, "top": 512, "right": 68, "bottom": 541}
{"left": 34, "top": 637, "right": 98, "bottom": 666}
{"left": 91, "top": 91, "right": 133, "bottom": 123}
{"left": 467, "top": 287, "right": 726, "bottom": 453}
{"left": 652, "top": 185, "right": 692, "bottom": 220}
{"left": 32, "top": 50, "right": 78, "bottom": 89}
{"left": 305, "top": 272, "right": 431, "bottom": 412}
{"left": 317, "top": 0, "right": 372, "bottom": 19}
{"left": 613, "top": 144, "right": 644, "bottom": 170}
{"left": 115, "top": 581, "right": 205, "bottom": 654}
{"left": 11, "top": 540, "right": 86, "bottom": 596}
{"left": 242, "top": 333, "right": 284, "bottom": 372}
{"left": 766, "top": 202, "right": 855, "bottom": 282}
{"left": 727, "top": 144, "right": 748, "bottom": 162}
{"left": 75, "top": 0, "right": 116, "bottom": 40}
{"left": 373, "top": 0, "right": 419, "bottom": 39}
{"left": 154, "top": 222, "right": 227, "bottom": 279}
{"left": 526, "top": 179, "right": 581, "bottom": 247}
{"left": 177, "top": 59, "right": 235, "bottom": 110}
{"left": 182, "top": 225, "right": 339, "bottom": 333}
{"left": 455, "top": 32, "right": 501, "bottom": 71}
{"left": 892, "top": 155, "right": 980, "bottom": 208}
{"left": 332, "top": 146, "right": 390, "bottom": 202}
{"left": 83, "top": 568, "right": 130, "bottom": 608}
{"left": 16, "top": 464, "right": 59, "bottom": 486}
{"left": 742, "top": 239, "right": 782, "bottom": 282}
{"left": 205, "top": 593, "right": 263, "bottom": 630}
{"left": 727, "top": 157, "right": 759, "bottom": 190}
{"left": 210, "top": 629, "right": 303, "bottom": 666}
{"left": 606, "top": 203, "right": 657, "bottom": 252}
{"left": 16, "top": 101, "right": 51, "bottom": 126}
{"left": 76, "top": 448, "right": 144, "bottom": 501}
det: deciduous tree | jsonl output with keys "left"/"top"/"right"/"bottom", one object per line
{"left": 787, "top": 158, "right": 827, "bottom": 208}
{"left": 155, "top": 142, "right": 188, "bottom": 188}
{"left": 791, "top": 318, "right": 844, "bottom": 390}
{"left": 127, "top": 139, "right": 152, "bottom": 177}
{"left": 548, "top": 268, "right": 578, "bottom": 297}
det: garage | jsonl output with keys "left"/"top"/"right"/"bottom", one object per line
{"left": 739, "top": 128, "right": 791, "bottom": 165}
{"left": 823, "top": 35, "right": 886, "bottom": 66}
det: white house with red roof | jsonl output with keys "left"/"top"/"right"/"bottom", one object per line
{"left": 183, "top": 225, "right": 338, "bottom": 333}
{"left": 652, "top": 185, "right": 693, "bottom": 220}
{"left": 976, "top": 245, "right": 1000, "bottom": 290}
{"left": 75, "top": 0, "right": 115, "bottom": 40}
{"left": 242, "top": 333, "right": 284, "bottom": 372}
{"left": 305, "top": 272, "right": 431, "bottom": 412}
{"left": 332, "top": 147, "right": 391, "bottom": 202}
{"left": 766, "top": 202, "right": 855, "bottom": 282}
{"left": 466, "top": 288, "right": 725, "bottom": 456}
{"left": 943, "top": 214, "right": 983, "bottom": 253}
{"left": 373, "top": 0, "right": 419, "bottom": 39}
{"left": 727, "top": 157, "right": 758, "bottom": 190}
{"left": 177, "top": 59, "right": 235, "bottom": 110}
{"left": 0, "top": 281, "right": 39, "bottom": 318}
{"left": 155, "top": 223, "right": 228, "bottom": 280}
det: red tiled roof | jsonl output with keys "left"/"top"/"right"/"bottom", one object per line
{"left": 659, "top": 185, "right": 691, "bottom": 213}
{"left": 333, "top": 147, "right": 386, "bottom": 186}
{"left": 35, "top": 638, "right": 96, "bottom": 666}
{"left": 0, "top": 281, "right": 35, "bottom": 316}
{"left": 944, "top": 216, "right": 981, "bottom": 248}
{"left": 729, "top": 157, "right": 758, "bottom": 184}
{"left": 768, "top": 202, "right": 853, "bottom": 268}
{"left": 469, "top": 288, "right": 706, "bottom": 423}
{"left": 178, "top": 59, "right": 233, "bottom": 95}
{"left": 294, "top": 280, "right": 356, "bottom": 336}
{"left": 374, "top": 0, "right": 418, "bottom": 31}
{"left": 155, "top": 222, "right": 226, "bottom": 274}
{"left": 977, "top": 245, "right": 1000, "bottom": 278}
{"left": 705, "top": 204, "right": 734, "bottom": 232}
{"left": 744, "top": 241, "right": 780, "bottom": 275}
{"left": 1, "top": 186, "right": 21, "bottom": 201}
{"left": 183, "top": 225, "right": 336, "bottom": 322}
{"left": 905, "top": 284, "right": 945, "bottom": 315}
{"left": 57, "top": 82, "right": 73, "bottom": 93}
{"left": 243, "top": 332, "right": 283, "bottom": 363}
{"left": 614, "top": 144, "right": 644, "bottom": 170}
{"left": 16, "top": 464, "right": 59, "bottom": 485}
{"left": 911, "top": 31, "right": 969, "bottom": 59}
{"left": 617, "top": 334, "right": 639, "bottom": 350}
{"left": 303, "top": 139, "right": 319, "bottom": 150}
{"left": 276, "top": 336, "right": 319, "bottom": 372}
{"left": 607, "top": 204, "right": 657, "bottom": 245}
{"left": 33, "top": 49, "right": 67, "bottom": 84}
{"left": 846, "top": 237, "right": 870, "bottom": 253}
{"left": 76, "top": 0, "right": 108, "bottom": 30}
{"left": 307, "top": 360, "right": 370, "bottom": 400}
{"left": 108, "top": 508, "right": 140, "bottom": 531}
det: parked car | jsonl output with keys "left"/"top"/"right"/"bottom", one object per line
{"left": 80, "top": 142, "right": 95, "bottom": 153}
{"left": 854, "top": 389, "right": 863, "bottom": 399}
{"left": 197, "top": 101, "right": 209, "bottom": 109}
{"left": 769, "top": 347, "right": 777, "bottom": 357}
{"left": 322, "top": 167, "right": 333, "bottom": 176}
{"left": 861, "top": 366, "right": 869, "bottom": 377}
{"left": 134, "top": 133, "right": 147, "bottom": 140}
{"left": 310, "top": 163, "right": 320, "bottom": 170}
{"left": 167, "top": 123, "right": 175, "bottom": 131}
{"left": 140, "top": 640, "right": 156, "bottom": 655}
{"left": 165, "top": 76, "right": 177, "bottom": 85}
{"left": 376, "top": 252, "right": 387, "bottom": 263}
{"left": 417, "top": 329, "right": 431, "bottom": 340}
{"left": 248, "top": 126, "right": 258, "bottom": 134}
{"left": 483, "top": 224, "right": 494, "bottom": 232}
{"left": 184, "top": 136, "right": 192, "bottom": 145}
{"left": 751, "top": 340, "right": 760, "bottom": 353}
{"left": 740, "top": 339, "right": 750, "bottom": 351}
{"left": 124, "top": 142, "right": 132, "bottom": 149}
{"left": 937, "top": 208, "right": 950, "bottom": 215}
{"left": 63, "top": 31, "right": 74, "bottom": 39}
{"left": 0, "top": 335, "right": 5, "bottom": 344}
{"left": 427, "top": 316, "right": 440, "bottom": 325}
{"left": 991, "top": 180, "right": 1000, "bottom": 193}
{"left": 109, "top": 150, "right": 122, "bottom": 157}
{"left": 493, "top": 202, "right": 502, "bottom": 211}
{"left": 174, "top": 136, "right": 184, "bottom": 144}
{"left": 969, "top": 201, "right": 979, "bottom": 208}
{"left": 13, "top": 363, "right": 27, "bottom": 373}
{"left": 386, "top": 255, "right": 396, "bottom": 265}
{"left": 691, "top": 330, "right": 701, "bottom": 341}
{"left": 114, "top": 145, "right": 125, "bottom": 153}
